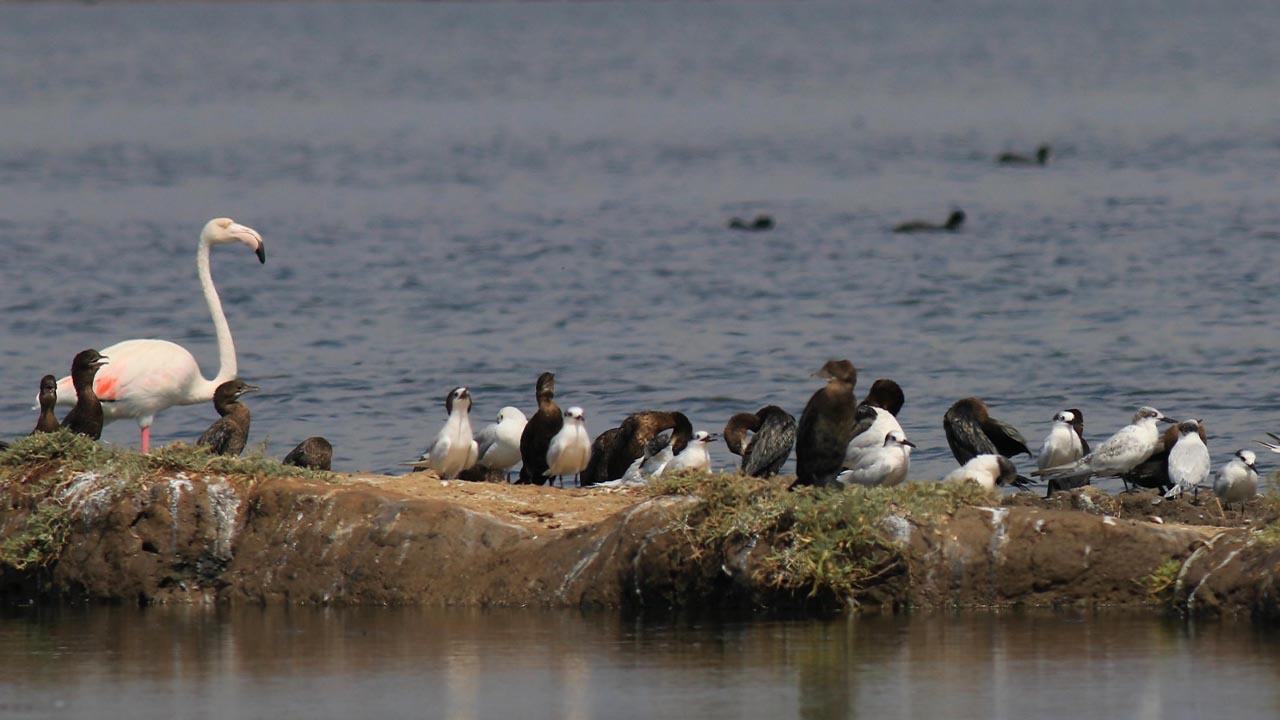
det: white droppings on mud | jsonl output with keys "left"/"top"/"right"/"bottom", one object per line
{"left": 558, "top": 535, "right": 609, "bottom": 600}
{"left": 1102, "top": 516, "right": 1117, "bottom": 526}
{"left": 206, "top": 479, "right": 242, "bottom": 561}
{"left": 1083, "top": 545, "right": 1092, "bottom": 569}
{"left": 60, "top": 472, "right": 115, "bottom": 524}
{"left": 1187, "top": 538, "right": 1255, "bottom": 612}
{"left": 881, "top": 514, "right": 912, "bottom": 546}
{"left": 1033, "top": 518, "right": 1046, "bottom": 533}
{"left": 979, "top": 507, "right": 1010, "bottom": 557}
{"left": 168, "top": 475, "right": 194, "bottom": 552}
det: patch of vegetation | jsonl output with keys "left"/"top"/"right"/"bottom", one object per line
{"left": 1139, "top": 558, "right": 1183, "bottom": 601}
{"left": 646, "top": 472, "right": 992, "bottom": 604}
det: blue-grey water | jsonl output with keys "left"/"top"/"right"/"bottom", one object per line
{"left": 1, "top": 606, "right": 1279, "bottom": 720}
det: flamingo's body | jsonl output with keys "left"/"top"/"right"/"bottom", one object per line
{"left": 52, "top": 218, "right": 266, "bottom": 453}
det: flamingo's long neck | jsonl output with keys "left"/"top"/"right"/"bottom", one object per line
{"left": 198, "top": 236, "right": 237, "bottom": 392}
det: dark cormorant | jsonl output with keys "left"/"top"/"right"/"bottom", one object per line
{"left": 283, "top": 437, "right": 333, "bottom": 471}
{"left": 518, "top": 372, "right": 562, "bottom": 486}
{"left": 724, "top": 405, "right": 796, "bottom": 478}
{"left": 60, "top": 349, "right": 109, "bottom": 440}
{"left": 793, "top": 359, "right": 858, "bottom": 488}
{"left": 196, "top": 379, "right": 259, "bottom": 456}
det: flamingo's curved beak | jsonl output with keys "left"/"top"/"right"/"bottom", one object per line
{"left": 255, "top": 241, "right": 266, "bottom": 264}
{"left": 229, "top": 223, "right": 266, "bottom": 264}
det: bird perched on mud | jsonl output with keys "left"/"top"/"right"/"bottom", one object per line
{"left": 283, "top": 437, "right": 333, "bottom": 471}
{"left": 60, "top": 349, "right": 110, "bottom": 440}
{"left": 794, "top": 359, "right": 859, "bottom": 488}
{"left": 518, "top": 372, "right": 562, "bottom": 485}
{"left": 1036, "top": 406, "right": 1175, "bottom": 490}
{"left": 408, "top": 387, "right": 479, "bottom": 480}
{"left": 836, "top": 430, "right": 914, "bottom": 488}
{"left": 470, "top": 406, "right": 527, "bottom": 481}
{"left": 723, "top": 405, "right": 796, "bottom": 478}
{"left": 196, "top": 379, "right": 259, "bottom": 456}
{"left": 1164, "top": 419, "right": 1210, "bottom": 501}
{"left": 1214, "top": 449, "right": 1258, "bottom": 514}
{"left": 1037, "top": 409, "right": 1091, "bottom": 494}
{"left": 943, "top": 454, "right": 1019, "bottom": 492}
{"left": 33, "top": 375, "right": 60, "bottom": 435}
{"left": 943, "top": 397, "right": 1031, "bottom": 466}
{"left": 1122, "top": 420, "right": 1205, "bottom": 493}
{"left": 893, "top": 210, "right": 965, "bottom": 233}
{"left": 619, "top": 414, "right": 716, "bottom": 483}
{"left": 544, "top": 406, "right": 592, "bottom": 486}
{"left": 581, "top": 410, "right": 685, "bottom": 486}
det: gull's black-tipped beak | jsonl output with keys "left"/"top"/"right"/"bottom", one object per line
{"left": 902, "top": 439, "right": 917, "bottom": 448}
{"left": 1159, "top": 415, "right": 1177, "bottom": 424}
{"left": 256, "top": 241, "right": 267, "bottom": 264}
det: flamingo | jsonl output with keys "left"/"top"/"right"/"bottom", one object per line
{"left": 53, "top": 218, "right": 266, "bottom": 453}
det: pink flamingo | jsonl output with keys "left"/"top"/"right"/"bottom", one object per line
{"left": 54, "top": 218, "right": 266, "bottom": 453}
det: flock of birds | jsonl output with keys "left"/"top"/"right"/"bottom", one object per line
{"left": 0, "top": 191, "right": 1270, "bottom": 514}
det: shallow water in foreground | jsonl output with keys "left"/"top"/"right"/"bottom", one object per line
{"left": 0, "top": 606, "right": 1276, "bottom": 719}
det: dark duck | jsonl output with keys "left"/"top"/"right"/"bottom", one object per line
{"left": 723, "top": 405, "right": 796, "bottom": 478}
{"left": 197, "top": 379, "right": 259, "bottom": 456}
{"left": 893, "top": 210, "right": 965, "bottom": 234}
{"left": 60, "top": 349, "right": 109, "bottom": 440}
{"left": 793, "top": 359, "right": 858, "bottom": 488}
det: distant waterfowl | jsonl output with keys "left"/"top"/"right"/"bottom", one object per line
{"left": 33, "top": 375, "right": 60, "bottom": 435}
{"left": 472, "top": 406, "right": 528, "bottom": 480}
{"left": 408, "top": 387, "right": 479, "bottom": 480}
{"left": 723, "top": 405, "right": 796, "bottom": 478}
{"left": 1036, "top": 406, "right": 1174, "bottom": 489}
{"left": 943, "top": 454, "right": 1019, "bottom": 492}
{"left": 283, "top": 437, "right": 333, "bottom": 471}
{"left": 196, "top": 379, "right": 259, "bottom": 456}
{"left": 581, "top": 410, "right": 684, "bottom": 486}
{"left": 1214, "top": 450, "right": 1258, "bottom": 514}
{"left": 892, "top": 210, "right": 965, "bottom": 234}
{"left": 54, "top": 218, "right": 266, "bottom": 454}
{"left": 793, "top": 359, "right": 858, "bottom": 488}
{"left": 943, "top": 397, "right": 1031, "bottom": 466}
{"left": 1122, "top": 421, "right": 1202, "bottom": 493}
{"left": 727, "top": 214, "right": 774, "bottom": 232}
{"left": 836, "top": 430, "right": 914, "bottom": 488}
{"left": 998, "top": 145, "right": 1051, "bottom": 166}
{"left": 1164, "top": 419, "right": 1210, "bottom": 501}
{"left": 518, "top": 372, "right": 562, "bottom": 485}
{"left": 60, "top": 349, "right": 109, "bottom": 440}
{"left": 544, "top": 406, "right": 592, "bottom": 486}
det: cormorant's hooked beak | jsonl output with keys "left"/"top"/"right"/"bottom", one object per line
{"left": 93, "top": 355, "right": 110, "bottom": 368}
{"left": 239, "top": 383, "right": 261, "bottom": 397}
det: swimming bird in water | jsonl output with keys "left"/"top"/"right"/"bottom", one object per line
{"left": 1253, "top": 432, "right": 1280, "bottom": 456}
{"left": 1164, "top": 419, "right": 1210, "bottom": 501}
{"left": 794, "top": 359, "right": 859, "bottom": 488}
{"left": 836, "top": 430, "right": 914, "bottom": 488}
{"left": 1214, "top": 449, "right": 1258, "bottom": 514}
{"left": 998, "top": 145, "right": 1051, "bottom": 166}
{"left": 723, "top": 405, "right": 796, "bottom": 478}
{"left": 60, "top": 349, "right": 110, "bottom": 440}
{"left": 1035, "top": 406, "right": 1174, "bottom": 488}
{"left": 893, "top": 210, "right": 965, "bottom": 234}
{"left": 943, "top": 454, "right": 1019, "bottom": 492}
{"left": 943, "top": 397, "right": 1031, "bottom": 466}
{"left": 283, "top": 437, "right": 333, "bottom": 471}
{"left": 196, "top": 379, "right": 259, "bottom": 456}
{"left": 727, "top": 214, "right": 774, "bottom": 232}
{"left": 409, "top": 387, "right": 479, "bottom": 480}
{"left": 842, "top": 379, "right": 907, "bottom": 471}
{"left": 518, "top": 372, "right": 562, "bottom": 486}
{"left": 33, "top": 375, "right": 60, "bottom": 435}
{"left": 52, "top": 218, "right": 266, "bottom": 453}
{"left": 1122, "top": 420, "right": 1204, "bottom": 493}
{"left": 544, "top": 406, "right": 592, "bottom": 486}
{"left": 471, "top": 406, "right": 527, "bottom": 481}
{"left": 581, "top": 410, "right": 684, "bottom": 486}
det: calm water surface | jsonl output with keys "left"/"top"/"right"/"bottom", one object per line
{"left": 1, "top": 606, "right": 1279, "bottom": 720}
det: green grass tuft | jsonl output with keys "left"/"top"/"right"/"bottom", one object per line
{"left": 1139, "top": 558, "right": 1183, "bottom": 601}
{"left": 646, "top": 472, "right": 992, "bottom": 603}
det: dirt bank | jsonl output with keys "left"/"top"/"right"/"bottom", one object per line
{"left": 1, "top": 447, "right": 1277, "bottom": 618}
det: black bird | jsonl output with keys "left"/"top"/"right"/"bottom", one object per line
{"left": 893, "top": 210, "right": 965, "bottom": 234}
{"left": 33, "top": 375, "right": 60, "bottom": 434}
{"left": 581, "top": 410, "right": 684, "bottom": 486}
{"left": 724, "top": 405, "right": 796, "bottom": 478}
{"left": 283, "top": 437, "right": 333, "bottom": 471}
{"left": 60, "top": 349, "right": 109, "bottom": 440}
{"left": 793, "top": 359, "right": 859, "bottom": 488}
{"left": 197, "top": 379, "right": 259, "bottom": 456}
{"left": 943, "top": 397, "right": 1031, "bottom": 466}
{"left": 998, "top": 144, "right": 1051, "bottom": 166}
{"left": 728, "top": 214, "right": 775, "bottom": 232}
{"left": 518, "top": 372, "right": 562, "bottom": 486}
{"left": 860, "top": 378, "right": 905, "bottom": 416}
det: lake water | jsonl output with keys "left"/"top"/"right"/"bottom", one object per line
{"left": 1, "top": 606, "right": 1278, "bottom": 720}
{"left": 2, "top": 1, "right": 1280, "bottom": 484}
